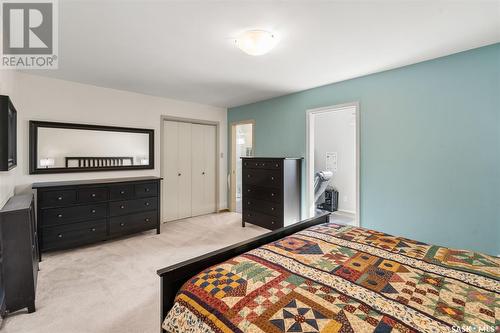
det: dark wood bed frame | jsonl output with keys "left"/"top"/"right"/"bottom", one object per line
{"left": 65, "top": 156, "right": 134, "bottom": 168}
{"left": 156, "top": 212, "right": 330, "bottom": 332}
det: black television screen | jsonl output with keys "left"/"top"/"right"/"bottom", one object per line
{"left": 0, "top": 95, "right": 17, "bottom": 171}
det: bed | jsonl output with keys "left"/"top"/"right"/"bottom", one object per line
{"left": 65, "top": 156, "right": 134, "bottom": 168}
{"left": 157, "top": 213, "right": 499, "bottom": 332}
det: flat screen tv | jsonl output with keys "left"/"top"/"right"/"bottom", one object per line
{"left": 0, "top": 95, "right": 17, "bottom": 171}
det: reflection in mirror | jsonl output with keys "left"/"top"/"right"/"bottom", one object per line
{"left": 29, "top": 121, "right": 154, "bottom": 174}
{"left": 37, "top": 128, "right": 150, "bottom": 169}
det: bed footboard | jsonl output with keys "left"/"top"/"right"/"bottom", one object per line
{"left": 156, "top": 212, "right": 330, "bottom": 332}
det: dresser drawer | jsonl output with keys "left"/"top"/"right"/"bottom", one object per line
{"left": 135, "top": 182, "right": 158, "bottom": 197}
{"left": 242, "top": 209, "right": 281, "bottom": 230}
{"left": 42, "top": 220, "right": 106, "bottom": 251}
{"left": 243, "top": 169, "right": 281, "bottom": 188}
{"left": 39, "top": 190, "right": 77, "bottom": 208}
{"left": 109, "top": 184, "right": 134, "bottom": 200}
{"left": 109, "top": 198, "right": 157, "bottom": 217}
{"left": 243, "top": 159, "right": 282, "bottom": 170}
{"left": 109, "top": 211, "right": 158, "bottom": 236}
{"left": 243, "top": 198, "right": 281, "bottom": 217}
{"left": 244, "top": 186, "right": 281, "bottom": 203}
{"left": 41, "top": 203, "right": 107, "bottom": 227}
{"left": 77, "top": 187, "right": 108, "bottom": 203}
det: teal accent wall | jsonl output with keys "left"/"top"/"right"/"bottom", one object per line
{"left": 228, "top": 43, "right": 500, "bottom": 255}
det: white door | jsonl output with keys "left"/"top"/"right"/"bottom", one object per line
{"left": 163, "top": 120, "right": 216, "bottom": 221}
{"left": 191, "top": 124, "right": 217, "bottom": 216}
{"left": 178, "top": 122, "right": 192, "bottom": 219}
{"left": 162, "top": 121, "right": 179, "bottom": 221}
{"left": 191, "top": 124, "right": 205, "bottom": 216}
{"left": 203, "top": 125, "right": 216, "bottom": 214}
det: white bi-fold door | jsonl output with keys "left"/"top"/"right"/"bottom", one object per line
{"left": 162, "top": 120, "right": 217, "bottom": 222}
{"left": 191, "top": 124, "right": 216, "bottom": 216}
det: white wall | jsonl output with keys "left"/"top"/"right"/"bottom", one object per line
{"left": 314, "top": 107, "right": 356, "bottom": 213}
{"left": 0, "top": 71, "right": 19, "bottom": 207}
{"left": 1, "top": 72, "right": 228, "bottom": 210}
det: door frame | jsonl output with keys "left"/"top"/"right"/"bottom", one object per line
{"left": 230, "top": 119, "right": 255, "bottom": 212}
{"left": 160, "top": 115, "right": 220, "bottom": 222}
{"left": 305, "top": 102, "right": 360, "bottom": 226}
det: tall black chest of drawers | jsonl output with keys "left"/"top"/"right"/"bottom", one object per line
{"left": 33, "top": 176, "right": 161, "bottom": 259}
{"left": 0, "top": 194, "right": 38, "bottom": 316}
{"left": 242, "top": 158, "right": 302, "bottom": 230}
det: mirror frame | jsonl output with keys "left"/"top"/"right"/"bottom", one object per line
{"left": 29, "top": 121, "right": 154, "bottom": 174}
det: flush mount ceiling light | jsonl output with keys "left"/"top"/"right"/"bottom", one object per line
{"left": 234, "top": 30, "right": 278, "bottom": 56}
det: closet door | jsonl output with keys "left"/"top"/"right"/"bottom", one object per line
{"left": 191, "top": 124, "right": 206, "bottom": 216}
{"left": 162, "top": 121, "right": 179, "bottom": 222}
{"left": 177, "top": 122, "right": 192, "bottom": 219}
{"left": 203, "top": 125, "right": 217, "bottom": 214}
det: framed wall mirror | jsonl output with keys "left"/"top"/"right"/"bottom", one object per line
{"left": 29, "top": 121, "right": 154, "bottom": 174}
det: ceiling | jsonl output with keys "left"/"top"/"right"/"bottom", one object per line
{"left": 30, "top": 0, "right": 500, "bottom": 108}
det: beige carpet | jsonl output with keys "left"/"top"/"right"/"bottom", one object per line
{"left": 1, "top": 212, "right": 268, "bottom": 333}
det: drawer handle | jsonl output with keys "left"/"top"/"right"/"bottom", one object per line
{"left": 120, "top": 190, "right": 126, "bottom": 194}
{"left": 271, "top": 221, "right": 275, "bottom": 225}
{"left": 57, "top": 196, "right": 63, "bottom": 201}
{"left": 247, "top": 189, "right": 251, "bottom": 193}
{"left": 271, "top": 176, "right": 275, "bottom": 181}
{"left": 145, "top": 202, "right": 150, "bottom": 207}
{"left": 247, "top": 202, "right": 251, "bottom": 205}
{"left": 202, "top": 172, "right": 205, "bottom": 175}
{"left": 91, "top": 228, "right": 96, "bottom": 232}
{"left": 120, "top": 205, "right": 125, "bottom": 209}
{"left": 120, "top": 223, "right": 125, "bottom": 227}
{"left": 271, "top": 207, "right": 275, "bottom": 211}
{"left": 254, "top": 163, "right": 259, "bottom": 166}
{"left": 91, "top": 193, "right": 96, "bottom": 198}
{"left": 247, "top": 175, "right": 251, "bottom": 178}
{"left": 145, "top": 188, "right": 151, "bottom": 192}
{"left": 275, "top": 163, "right": 279, "bottom": 167}
{"left": 261, "top": 163, "right": 265, "bottom": 166}
{"left": 244, "top": 162, "right": 248, "bottom": 166}
{"left": 145, "top": 218, "right": 151, "bottom": 222}
{"left": 57, "top": 214, "right": 63, "bottom": 218}
{"left": 91, "top": 209, "right": 96, "bottom": 214}
{"left": 58, "top": 233, "right": 63, "bottom": 238}
{"left": 271, "top": 193, "right": 275, "bottom": 197}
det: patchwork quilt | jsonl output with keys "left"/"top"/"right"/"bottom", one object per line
{"left": 163, "top": 223, "right": 500, "bottom": 333}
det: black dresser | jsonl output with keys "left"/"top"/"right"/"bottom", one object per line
{"left": 242, "top": 157, "right": 302, "bottom": 230}
{"left": 0, "top": 194, "right": 38, "bottom": 316}
{"left": 32, "top": 176, "right": 161, "bottom": 259}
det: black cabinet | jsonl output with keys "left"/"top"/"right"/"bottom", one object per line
{"left": 0, "top": 194, "right": 38, "bottom": 317}
{"left": 0, "top": 95, "right": 17, "bottom": 171}
{"left": 242, "top": 158, "right": 302, "bottom": 230}
{"left": 33, "top": 176, "right": 162, "bottom": 259}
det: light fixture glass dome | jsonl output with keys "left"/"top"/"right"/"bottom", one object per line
{"left": 234, "top": 30, "right": 278, "bottom": 56}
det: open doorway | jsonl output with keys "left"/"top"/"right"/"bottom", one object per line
{"left": 230, "top": 120, "right": 254, "bottom": 213}
{"left": 306, "top": 103, "right": 359, "bottom": 226}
